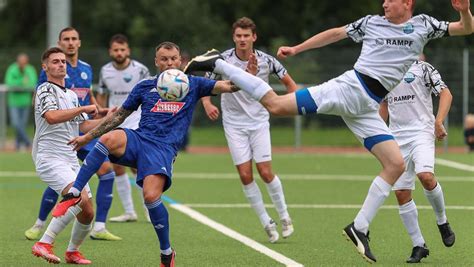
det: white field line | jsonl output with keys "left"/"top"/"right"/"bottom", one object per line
{"left": 169, "top": 203, "right": 303, "bottom": 267}
{"left": 0, "top": 171, "right": 473, "bottom": 182}
{"left": 185, "top": 203, "right": 474, "bottom": 211}
{"left": 435, "top": 158, "right": 474, "bottom": 172}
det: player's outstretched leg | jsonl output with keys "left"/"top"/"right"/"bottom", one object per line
{"left": 343, "top": 222, "right": 376, "bottom": 263}
{"left": 183, "top": 49, "right": 222, "bottom": 74}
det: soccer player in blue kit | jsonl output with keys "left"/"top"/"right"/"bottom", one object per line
{"left": 25, "top": 27, "right": 121, "bottom": 241}
{"left": 53, "top": 42, "right": 240, "bottom": 267}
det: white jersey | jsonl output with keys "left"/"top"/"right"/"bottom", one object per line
{"left": 98, "top": 59, "right": 149, "bottom": 129}
{"left": 207, "top": 48, "right": 288, "bottom": 128}
{"left": 346, "top": 15, "right": 448, "bottom": 91}
{"left": 386, "top": 61, "right": 447, "bottom": 145}
{"left": 32, "top": 82, "right": 87, "bottom": 164}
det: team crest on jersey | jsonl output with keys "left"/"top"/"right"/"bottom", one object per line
{"left": 403, "top": 23, "right": 414, "bottom": 34}
{"left": 404, "top": 72, "right": 416, "bottom": 83}
{"left": 123, "top": 73, "right": 133, "bottom": 83}
{"left": 150, "top": 99, "right": 185, "bottom": 115}
{"left": 81, "top": 72, "right": 88, "bottom": 80}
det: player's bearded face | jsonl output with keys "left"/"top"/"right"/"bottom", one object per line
{"left": 155, "top": 48, "right": 181, "bottom": 72}
{"left": 110, "top": 42, "right": 130, "bottom": 64}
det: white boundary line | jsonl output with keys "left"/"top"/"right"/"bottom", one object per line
{"left": 169, "top": 203, "right": 303, "bottom": 267}
{"left": 0, "top": 171, "right": 473, "bottom": 182}
{"left": 185, "top": 203, "right": 474, "bottom": 210}
{"left": 435, "top": 158, "right": 474, "bottom": 172}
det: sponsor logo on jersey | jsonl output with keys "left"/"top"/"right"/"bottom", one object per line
{"left": 150, "top": 99, "right": 185, "bottom": 115}
{"left": 71, "top": 88, "right": 90, "bottom": 101}
{"left": 403, "top": 23, "right": 414, "bottom": 34}
{"left": 149, "top": 88, "right": 158, "bottom": 93}
{"left": 392, "top": 95, "right": 416, "bottom": 102}
{"left": 403, "top": 72, "right": 416, "bottom": 83}
{"left": 123, "top": 73, "right": 133, "bottom": 83}
{"left": 374, "top": 38, "right": 413, "bottom": 47}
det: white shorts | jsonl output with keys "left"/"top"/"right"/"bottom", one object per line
{"left": 392, "top": 134, "right": 435, "bottom": 190}
{"left": 306, "top": 70, "right": 392, "bottom": 150}
{"left": 35, "top": 157, "right": 92, "bottom": 198}
{"left": 224, "top": 122, "right": 272, "bottom": 165}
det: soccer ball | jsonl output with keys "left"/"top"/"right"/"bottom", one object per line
{"left": 157, "top": 69, "right": 190, "bottom": 101}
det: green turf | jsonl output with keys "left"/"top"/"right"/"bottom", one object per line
{"left": 0, "top": 152, "right": 473, "bottom": 266}
{"left": 5, "top": 125, "right": 470, "bottom": 147}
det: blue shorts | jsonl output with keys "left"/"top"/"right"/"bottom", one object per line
{"left": 108, "top": 128, "right": 176, "bottom": 191}
{"left": 76, "top": 137, "right": 110, "bottom": 162}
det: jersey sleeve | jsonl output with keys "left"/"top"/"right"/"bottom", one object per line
{"left": 346, "top": 15, "right": 372, "bottom": 43}
{"left": 266, "top": 55, "right": 288, "bottom": 79}
{"left": 419, "top": 14, "right": 449, "bottom": 40}
{"left": 420, "top": 62, "right": 447, "bottom": 96}
{"left": 141, "top": 66, "right": 150, "bottom": 79}
{"left": 36, "top": 83, "right": 59, "bottom": 116}
{"left": 97, "top": 68, "right": 109, "bottom": 95}
{"left": 37, "top": 70, "right": 47, "bottom": 88}
{"left": 122, "top": 81, "right": 144, "bottom": 111}
{"left": 192, "top": 76, "right": 217, "bottom": 98}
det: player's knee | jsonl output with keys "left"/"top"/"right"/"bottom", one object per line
{"left": 143, "top": 190, "right": 161, "bottom": 204}
{"left": 391, "top": 158, "right": 405, "bottom": 177}
{"left": 99, "top": 134, "right": 114, "bottom": 147}
{"left": 394, "top": 190, "right": 412, "bottom": 205}
{"left": 78, "top": 198, "right": 94, "bottom": 222}
{"left": 258, "top": 170, "right": 274, "bottom": 183}
{"left": 417, "top": 172, "right": 436, "bottom": 190}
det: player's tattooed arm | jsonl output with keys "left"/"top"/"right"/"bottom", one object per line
{"left": 89, "top": 107, "right": 132, "bottom": 138}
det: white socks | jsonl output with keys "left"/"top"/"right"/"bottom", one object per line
{"left": 265, "top": 176, "right": 290, "bottom": 220}
{"left": 214, "top": 59, "right": 272, "bottom": 100}
{"left": 67, "top": 220, "right": 92, "bottom": 252}
{"left": 399, "top": 200, "right": 425, "bottom": 247}
{"left": 93, "top": 222, "right": 105, "bottom": 232}
{"left": 115, "top": 173, "right": 136, "bottom": 215}
{"left": 243, "top": 181, "right": 271, "bottom": 227}
{"left": 40, "top": 205, "right": 82, "bottom": 244}
{"left": 424, "top": 182, "right": 447, "bottom": 225}
{"left": 35, "top": 218, "right": 46, "bottom": 228}
{"left": 354, "top": 176, "right": 392, "bottom": 234}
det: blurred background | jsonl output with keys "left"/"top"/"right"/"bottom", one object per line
{"left": 0, "top": 0, "right": 472, "bottom": 151}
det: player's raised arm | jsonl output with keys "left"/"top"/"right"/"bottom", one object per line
{"left": 448, "top": 0, "right": 473, "bottom": 35}
{"left": 277, "top": 26, "right": 348, "bottom": 59}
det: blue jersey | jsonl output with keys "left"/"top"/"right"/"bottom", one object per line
{"left": 123, "top": 75, "right": 216, "bottom": 150}
{"left": 38, "top": 60, "right": 93, "bottom": 106}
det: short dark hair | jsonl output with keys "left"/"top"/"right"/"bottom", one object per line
{"left": 232, "top": 17, "right": 257, "bottom": 34}
{"left": 41, "top": 47, "right": 65, "bottom": 62}
{"left": 155, "top": 41, "right": 180, "bottom": 53}
{"left": 109, "top": 34, "right": 129, "bottom": 47}
{"left": 58, "top": 27, "right": 79, "bottom": 40}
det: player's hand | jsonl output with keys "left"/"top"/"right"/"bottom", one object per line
{"left": 68, "top": 134, "right": 93, "bottom": 151}
{"left": 83, "top": 105, "right": 98, "bottom": 117}
{"left": 277, "top": 46, "right": 296, "bottom": 59}
{"left": 246, "top": 53, "right": 259, "bottom": 75}
{"left": 203, "top": 103, "right": 220, "bottom": 121}
{"left": 451, "top": 0, "right": 470, "bottom": 12}
{"left": 435, "top": 122, "right": 448, "bottom": 141}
